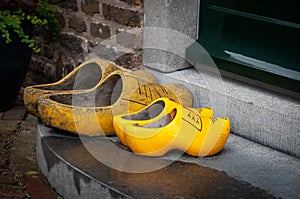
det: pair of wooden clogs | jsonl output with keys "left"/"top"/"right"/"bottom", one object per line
{"left": 24, "top": 58, "right": 230, "bottom": 157}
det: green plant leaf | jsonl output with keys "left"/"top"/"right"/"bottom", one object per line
{"left": 0, "top": 0, "right": 61, "bottom": 53}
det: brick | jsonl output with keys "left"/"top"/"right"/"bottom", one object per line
{"left": 69, "top": 15, "right": 87, "bottom": 33}
{"left": 60, "top": 33, "right": 87, "bottom": 54}
{"left": 90, "top": 22, "right": 111, "bottom": 39}
{"left": 66, "top": 0, "right": 78, "bottom": 10}
{"left": 55, "top": 11, "right": 66, "bottom": 29}
{"left": 42, "top": 45, "right": 55, "bottom": 59}
{"left": 43, "top": 63, "right": 56, "bottom": 81}
{"left": 62, "top": 0, "right": 78, "bottom": 11}
{"left": 30, "top": 59, "right": 45, "bottom": 74}
{"left": 88, "top": 44, "right": 125, "bottom": 62}
{"left": 102, "top": 3, "right": 142, "bottom": 27}
{"left": 119, "top": 0, "right": 144, "bottom": 6}
{"left": 81, "top": 0, "right": 99, "bottom": 16}
{"left": 114, "top": 52, "right": 142, "bottom": 69}
{"left": 116, "top": 28, "right": 142, "bottom": 48}
{"left": 28, "top": 59, "right": 56, "bottom": 83}
{"left": 48, "top": 0, "right": 64, "bottom": 4}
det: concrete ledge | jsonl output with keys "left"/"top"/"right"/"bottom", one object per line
{"left": 36, "top": 124, "right": 131, "bottom": 199}
{"left": 37, "top": 122, "right": 300, "bottom": 199}
{"left": 144, "top": 67, "right": 300, "bottom": 158}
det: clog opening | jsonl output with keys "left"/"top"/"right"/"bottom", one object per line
{"left": 49, "top": 74, "right": 122, "bottom": 107}
{"left": 142, "top": 109, "right": 177, "bottom": 128}
{"left": 122, "top": 100, "right": 165, "bottom": 120}
{"left": 40, "top": 62, "right": 102, "bottom": 90}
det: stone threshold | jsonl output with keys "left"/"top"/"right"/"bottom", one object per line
{"left": 37, "top": 122, "right": 300, "bottom": 199}
{"left": 144, "top": 66, "right": 300, "bottom": 158}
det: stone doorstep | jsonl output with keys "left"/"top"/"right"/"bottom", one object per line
{"left": 37, "top": 122, "right": 300, "bottom": 199}
{"left": 143, "top": 66, "right": 300, "bottom": 159}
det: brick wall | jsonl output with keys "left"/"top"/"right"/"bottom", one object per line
{"left": 24, "top": 0, "right": 144, "bottom": 86}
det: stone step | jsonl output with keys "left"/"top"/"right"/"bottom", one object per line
{"left": 37, "top": 122, "right": 300, "bottom": 199}
{"left": 144, "top": 67, "right": 300, "bottom": 158}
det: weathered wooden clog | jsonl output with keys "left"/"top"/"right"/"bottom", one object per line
{"left": 24, "top": 58, "right": 120, "bottom": 116}
{"left": 37, "top": 70, "right": 192, "bottom": 136}
{"left": 113, "top": 98, "right": 230, "bottom": 157}
{"left": 114, "top": 98, "right": 213, "bottom": 146}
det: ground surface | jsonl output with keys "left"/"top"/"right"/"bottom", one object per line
{"left": 1, "top": 91, "right": 299, "bottom": 199}
{"left": 0, "top": 99, "right": 58, "bottom": 199}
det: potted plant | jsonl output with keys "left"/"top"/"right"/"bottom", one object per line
{"left": 0, "top": 0, "right": 61, "bottom": 111}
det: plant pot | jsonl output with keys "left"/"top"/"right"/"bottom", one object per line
{"left": 0, "top": 33, "right": 32, "bottom": 112}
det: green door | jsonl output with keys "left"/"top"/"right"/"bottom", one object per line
{"left": 187, "top": 0, "right": 300, "bottom": 93}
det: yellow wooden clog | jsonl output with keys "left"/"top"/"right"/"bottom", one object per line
{"left": 37, "top": 71, "right": 193, "bottom": 136}
{"left": 114, "top": 98, "right": 213, "bottom": 146}
{"left": 24, "top": 58, "right": 120, "bottom": 116}
{"left": 113, "top": 98, "right": 230, "bottom": 157}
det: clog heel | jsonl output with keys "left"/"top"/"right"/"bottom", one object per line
{"left": 113, "top": 98, "right": 230, "bottom": 157}
{"left": 24, "top": 58, "right": 120, "bottom": 116}
{"left": 114, "top": 98, "right": 213, "bottom": 146}
{"left": 37, "top": 70, "right": 193, "bottom": 136}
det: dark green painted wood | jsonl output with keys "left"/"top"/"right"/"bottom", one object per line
{"left": 186, "top": 43, "right": 300, "bottom": 93}
{"left": 187, "top": 0, "right": 300, "bottom": 93}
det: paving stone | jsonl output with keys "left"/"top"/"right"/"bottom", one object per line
{"left": 1, "top": 106, "right": 26, "bottom": 121}
{"left": 0, "top": 190, "right": 23, "bottom": 199}
{"left": 21, "top": 114, "right": 38, "bottom": 132}
{"left": 22, "top": 176, "right": 57, "bottom": 199}
{"left": 0, "top": 175, "right": 13, "bottom": 184}
{"left": 0, "top": 105, "right": 58, "bottom": 198}
{"left": 0, "top": 120, "right": 21, "bottom": 133}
